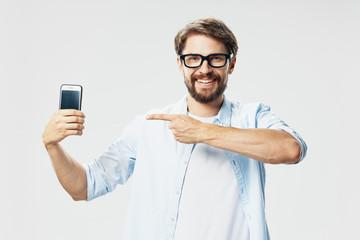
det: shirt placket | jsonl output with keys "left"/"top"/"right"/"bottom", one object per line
{"left": 164, "top": 142, "right": 195, "bottom": 240}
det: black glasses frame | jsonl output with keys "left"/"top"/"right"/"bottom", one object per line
{"left": 179, "top": 53, "right": 233, "bottom": 68}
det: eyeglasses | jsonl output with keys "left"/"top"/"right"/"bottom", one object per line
{"left": 179, "top": 53, "right": 233, "bottom": 68}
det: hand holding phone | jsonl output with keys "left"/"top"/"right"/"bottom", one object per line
{"left": 59, "top": 84, "right": 83, "bottom": 110}
{"left": 42, "top": 84, "right": 85, "bottom": 146}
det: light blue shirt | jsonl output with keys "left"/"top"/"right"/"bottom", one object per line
{"left": 85, "top": 95, "right": 307, "bottom": 240}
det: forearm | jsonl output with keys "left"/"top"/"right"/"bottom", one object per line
{"left": 45, "top": 143, "right": 87, "bottom": 201}
{"left": 201, "top": 124, "right": 301, "bottom": 164}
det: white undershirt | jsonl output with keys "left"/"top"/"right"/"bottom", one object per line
{"left": 173, "top": 113, "right": 250, "bottom": 240}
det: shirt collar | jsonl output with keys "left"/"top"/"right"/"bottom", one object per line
{"left": 214, "top": 95, "right": 232, "bottom": 127}
{"left": 177, "top": 95, "right": 232, "bottom": 127}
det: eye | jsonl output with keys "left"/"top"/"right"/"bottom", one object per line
{"left": 210, "top": 55, "right": 225, "bottom": 63}
{"left": 186, "top": 56, "right": 201, "bottom": 62}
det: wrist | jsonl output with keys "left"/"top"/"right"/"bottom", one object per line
{"left": 43, "top": 139, "right": 59, "bottom": 150}
{"left": 199, "top": 123, "right": 217, "bottom": 143}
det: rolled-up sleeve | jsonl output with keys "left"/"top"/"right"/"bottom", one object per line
{"left": 85, "top": 115, "right": 144, "bottom": 201}
{"left": 255, "top": 103, "right": 307, "bottom": 163}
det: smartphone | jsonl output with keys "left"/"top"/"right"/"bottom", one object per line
{"left": 59, "top": 84, "right": 83, "bottom": 110}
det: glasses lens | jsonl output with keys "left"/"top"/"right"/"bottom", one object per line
{"left": 209, "top": 54, "right": 227, "bottom": 67}
{"left": 184, "top": 55, "right": 202, "bottom": 67}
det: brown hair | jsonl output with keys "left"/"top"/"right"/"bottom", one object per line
{"left": 174, "top": 18, "right": 238, "bottom": 56}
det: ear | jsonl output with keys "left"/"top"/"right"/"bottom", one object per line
{"left": 177, "top": 57, "right": 184, "bottom": 75}
{"left": 228, "top": 57, "right": 236, "bottom": 74}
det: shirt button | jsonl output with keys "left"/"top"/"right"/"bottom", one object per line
{"left": 184, "top": 161, "right": 188, "bottom": 165}
{"left": 171, "top": 218, "right": 175, "bottom": 222}
{"left": 176, "top": 190, "right": 180, "bottom": 195}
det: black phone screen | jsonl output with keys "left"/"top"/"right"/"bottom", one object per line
{"left": 60, "top": 90, "right": 81, "bottom": 110}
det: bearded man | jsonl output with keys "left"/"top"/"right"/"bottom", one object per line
{"left": 43, "top": 18, "right": 307, "bottom": 240}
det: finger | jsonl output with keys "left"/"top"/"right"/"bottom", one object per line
{"left": 65, "top": 129, "right": 83, "bottom": 136}
{"left": 63, "top": 116, "right": 85, "bottom": 124}
{"left": 60, "top": 109, "right": 85, "bottom": 118}
{"left": 65, "top": 123, "right": 84, "bottom": 131}
{"left": 146, "top": 114, "right": 177, "bottom": 121}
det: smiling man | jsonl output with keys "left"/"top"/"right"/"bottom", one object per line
{"left": 43, "top": 18, "right": 307, "bottom": 240}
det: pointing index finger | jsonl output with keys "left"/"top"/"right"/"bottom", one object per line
{"left": 146, "top": 114, "right": 176, "bottom": 121}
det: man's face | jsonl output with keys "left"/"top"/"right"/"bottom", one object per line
{"left": 177, "top": 34, "right": 236, "bottom": 104}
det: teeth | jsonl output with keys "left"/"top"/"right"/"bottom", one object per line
{"left": 197, "top": 79, "right": 214, "bottom": 83}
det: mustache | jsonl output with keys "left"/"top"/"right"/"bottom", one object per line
{"left": 191, "top": 72, "right": 219, "bottom": 81}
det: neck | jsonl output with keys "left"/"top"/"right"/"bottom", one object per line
{"left": 187, "top": 93, "right": 224, "bottom": 117}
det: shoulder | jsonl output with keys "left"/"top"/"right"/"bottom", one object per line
{"left": 226, "top": 97, "right": 270, "bottom": 116}
{"left": 225, "top": 97, "right": 273, "bottom": 128}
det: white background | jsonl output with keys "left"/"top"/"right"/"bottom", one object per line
{"left": 1, "top": 0, "right": 359, "bottom": 239}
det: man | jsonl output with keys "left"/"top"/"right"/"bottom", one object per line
{"left": 43, "top": 18, "right": 307, "bottom": 240}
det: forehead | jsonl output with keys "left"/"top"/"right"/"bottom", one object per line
{"left": 182, "top": 34, "right": 227, "bottom": 55}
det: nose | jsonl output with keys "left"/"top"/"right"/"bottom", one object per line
{"left": 198, "top": 59, "right": 213, "bottom": 74}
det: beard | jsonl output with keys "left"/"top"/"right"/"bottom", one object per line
{"left": 184, "top": 72, "right": 227, "bottom": 104}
